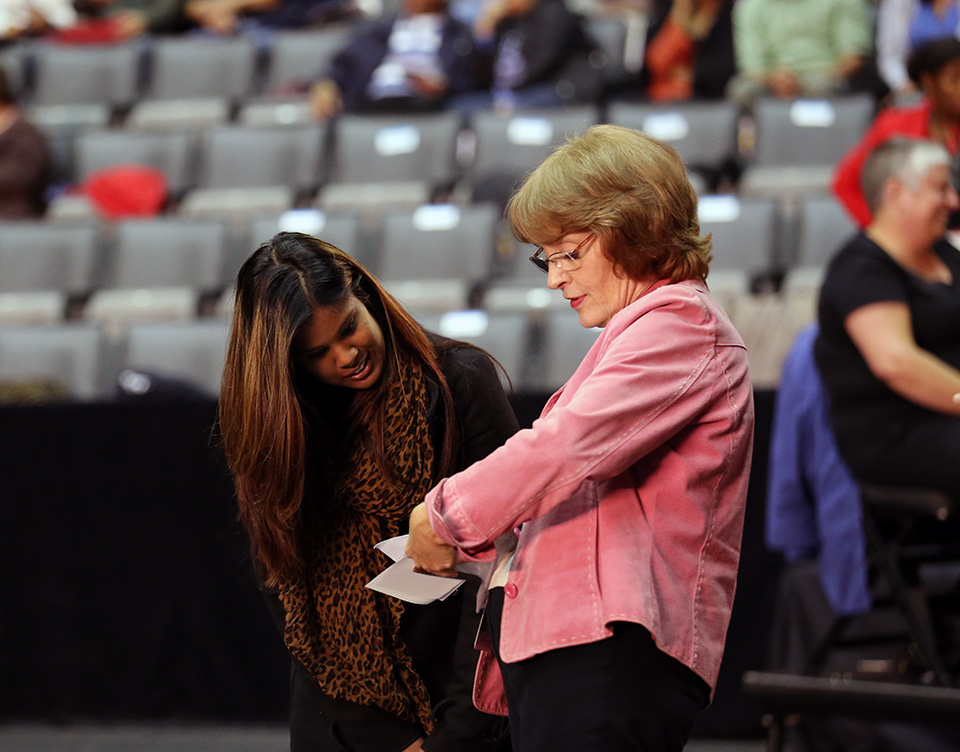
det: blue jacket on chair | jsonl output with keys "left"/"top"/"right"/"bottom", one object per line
{"left": 766, "top": 324, "right": 871, "bottom": 615}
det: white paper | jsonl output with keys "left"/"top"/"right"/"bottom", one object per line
{"left": 374, "top": 535, "right": 410, "bottom": 562}
{"left": 366, "top": 556, "right": 465, "bottom": 604}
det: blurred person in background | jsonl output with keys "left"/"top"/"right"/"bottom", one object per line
{"left": 186, "top": 0, "right": 350, "bottom": 35}
{"left": 640, "top": 0, "right": 735, "bottom": 101}
{"left": 218, "top": 233, "right": 516, "bottom": 752}
{"left": 818, "top": 137, "right": 960, "bottom": 498}
{"left": 0, "top": 69, "right": 51, "bottom": 219}
{"left": 309, "top": 0, "right": 478, "bottom": 119}
{"left": 0, "top": 0, "right": 77, "bottom": 39}
{"left": 877, "top": 0, "right": 960, "bottom": 97}
{"left": 834, "top": 37, "right": 960, "bottom": 227}
{"left": 71, "top": 0, "right": 190, "bottom": 38}
{"left": 450, "top": 0, "right": 605, "bottom": 112}
{"left": 727, "top": 0, "right": 871, "bottom": 105}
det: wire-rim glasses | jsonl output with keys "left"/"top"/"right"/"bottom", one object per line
{"left": 529, "top": 233, "right": 595, "bottom": 274}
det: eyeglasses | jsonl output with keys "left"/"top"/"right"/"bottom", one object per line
{"left": 529, "top": 233, "right": 595, "bottom": 274}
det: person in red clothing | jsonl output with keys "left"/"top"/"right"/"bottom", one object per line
{"left": 833, "top": 36, "right": 960, "bottom": 227}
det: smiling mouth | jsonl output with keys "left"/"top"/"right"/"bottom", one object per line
{"left": 347, "top": 354, "right": 371, "bottom": 380}
{"left": 568, "top": 295, "right": 585, "bottom": 308}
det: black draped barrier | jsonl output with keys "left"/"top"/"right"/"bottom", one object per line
{"left": 0, "top": 392, "right": 780, "bottom": 736}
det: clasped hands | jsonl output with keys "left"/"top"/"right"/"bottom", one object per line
{"left": 406, "top": 502, "right": 460, "bottom": 578}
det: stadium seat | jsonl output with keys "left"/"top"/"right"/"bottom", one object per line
{"left": 741, "top": 94, "right": 875, "bottom": 196}
{"left": 466, "top": 105, "right": 601, "bottom": 202}
{"left": 74, "top": 129, "right": 197, "bottom": 198}
{"left": 320, "top": 112, "right": 463, "bottom": 208}
{"left": 116, "top": 320, "right": 230, "bottom": 397}
{"left": 0, "top": 324, "right": 108, "bottom": 400}
{"left": 30, "top": 42, "right": 141, "bottom": 109}
{"left": 608, "top": 100, "right": 740, "bottom": 185}
{"left": 378, "top": 203, "right": 500, "bottom": 311}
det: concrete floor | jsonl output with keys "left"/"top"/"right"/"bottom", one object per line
{"left": 0, "top": 724, "right": 767, "bottom": 752}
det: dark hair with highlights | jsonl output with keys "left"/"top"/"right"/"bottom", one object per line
{"left": 218, "top": 232, "right": 457, "bottom": 586}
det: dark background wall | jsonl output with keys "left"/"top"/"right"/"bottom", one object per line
{"left": 0, "top": 391, "right": 780, "bottom": 736}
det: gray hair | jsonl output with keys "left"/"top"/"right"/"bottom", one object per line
{"left": 862, "top": 138, "right": 952, "bottom": 215}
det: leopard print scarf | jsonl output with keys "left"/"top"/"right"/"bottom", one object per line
{"left": 278, "top": 353, "right": 437, "bottom": 732}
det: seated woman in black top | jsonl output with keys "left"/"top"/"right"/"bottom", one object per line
{"left": 815, "top": 137, "right": 960, "bottom": 498}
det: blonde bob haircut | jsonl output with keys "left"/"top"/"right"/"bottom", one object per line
{"left": 508, "top": 124, "right": 711, "bottom": 283}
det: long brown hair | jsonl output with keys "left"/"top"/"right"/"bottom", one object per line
{"left": 218, "top": 232, "right": 457, "bottom": 587}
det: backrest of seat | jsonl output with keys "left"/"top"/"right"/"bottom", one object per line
{"left": 330, "top": 112, "right": 463, "bottom": 186}
{"left": 31, "top": 43, "right": 141, "bottom": 107}
{"left": 0, "top": 324, "right": 106, "bottom": 399}
{"left": 264, "top": 26, "right": 355, "bottom": 92}
{"left": 752, "top": 94, "right": 875, "bottom": 167}
{"left": 698, "top": 195, "right": 779, "bottom": 276}
{"left": 608, "top": 100, "right": 740, "bottom": 170}
{"left": 416, "top": 310, "right": 531, "bottom": 388}
{"left": 536, "top": 311, "right": 601, "bottom": 392}
{"left": 119, "top": 320, "right": 230, "bottom": 396}
{"left": 0, "top": 221, "right": 100, "bottom": 295}
{"left": 379, "top": 204, "right": 499, "bottom": 283}
{"left": 197, "top": 124, "right": 326, "bottom": 190}
{"left": 469, "top": 106, "right": 601, "bottom": 184}
{"left": 794, "top": 194, "right": 857, "bottom": 269}
{"left": 107, "top": 218, "right": 226, "bottom": 291}
{"left": 75, "top": 129, "right": 196, "bottom": 196}
{"left": 144, "top": 37, "right": 258, "bottom": 101}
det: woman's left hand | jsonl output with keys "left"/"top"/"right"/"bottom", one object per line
{"left": 407, "top": 503, "right": 460, "bottom": 577}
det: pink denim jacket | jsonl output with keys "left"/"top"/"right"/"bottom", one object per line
{"left": 425, "top": 279, "right": 755, "bottom": 715}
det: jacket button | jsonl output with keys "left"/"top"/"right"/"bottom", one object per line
{"left": 504, "top": 582, "right": 518, "bottom": 599}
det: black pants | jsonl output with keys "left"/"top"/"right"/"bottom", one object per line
{"left": 840, "top": 413, "right": 960, "bottom": 499}
{"left": 486, "top": 588, "right": 709, "bottom": 752}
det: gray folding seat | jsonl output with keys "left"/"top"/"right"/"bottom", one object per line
{"left": 27, "top": 103, "right": 112, "bottom": 189}
{"left": 0, "top": 221, "right": 100, "bottom": 296}
{"left": 105, "top": 217, "right": 227, "bottom": 291}
{"left": 0, "top": 324, "right": 107, "bottom": 400}
{"left": 30, "top": 42, "right": 141, "bottom": 109}
{"left": 792, "top": 193, "right": 857, "bottom": 269}
{"left": 535, "top": 310, "right": 602, "bottom": 392}
{"left": 416, "top": 310, "right": 531, "bottom": 389}
{"left": 378, "top": 203, "right": 500, "bottom": 311}
{"left": 85, "top": 218, "right": 227, "bottom": 324}
{"left": 142, "top": 37, "right": 258, "bottom": 102}
{"left": 117, "top": 320, "right": 230, "bottom": 397}
{"left": 126, "top": 36, "right": 258, "bottom": 130}
{"left": 262, "top": 26, "right": 356, "bottom": 94}
{"left": 698, "top": 194, "right": 780, "bottom": 279}
{"left": 74, "top": 129, "right": 196, "bottom": 198}
{"left": 319, "top": 112, "right": 463, "bottom": 209}
{"left": 180, "top": 124, "right": 326, "bottom": 217}
{"left": 740, "top": 94, "right": 875, "bottom": 196}
{"left": 466, "top": 106, "right": 601, "bottom": 202}
{"left": 607, "top": 100, "right": 740, "bottom": 183}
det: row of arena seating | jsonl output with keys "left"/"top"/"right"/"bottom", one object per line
{"left": 0, "top": 188, "right": 855, "bottom": 395}
{"left": 0, "top": 307, "right": 608, "bottom": 399}
{"left": 29, "top": 96, "right": 877, "bottom": 211}
{"left": 0, "top": 281, "right": 817, "bottom": 401}
{"left": 0, "top": 19, "right": 633, "bottom": 110}
{"left": 1, "top": 192, "right": 854, "bottom": 319}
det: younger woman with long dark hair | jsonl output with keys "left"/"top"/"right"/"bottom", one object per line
{"left": 218, "top": 232, "right": 516, "bottom": 752}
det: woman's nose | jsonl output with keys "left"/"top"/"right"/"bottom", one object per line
{"left": 336, "top": 344, "right": 358, "bottom": 367}
{"left": 546, "top": 264, "right": 566, "bottom": 290}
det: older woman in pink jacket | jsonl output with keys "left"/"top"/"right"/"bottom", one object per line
{"left": 407, "top": 124, "right": 755, "bottom": 752}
